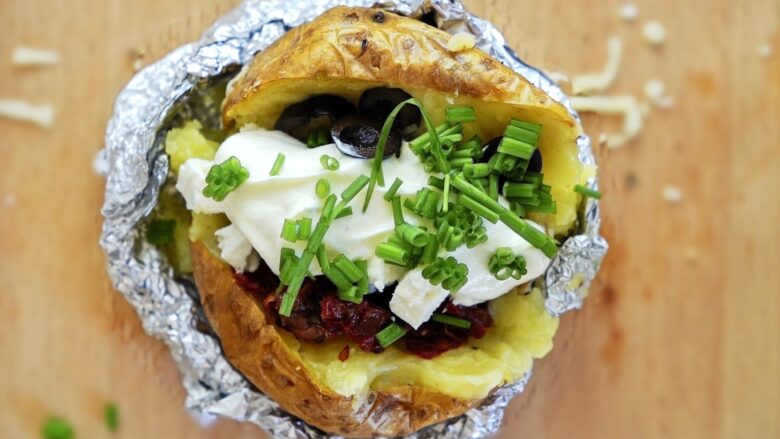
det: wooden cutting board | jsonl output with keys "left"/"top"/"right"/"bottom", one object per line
{"left": 1, "top": 0, "right": 778, "bottom": 437}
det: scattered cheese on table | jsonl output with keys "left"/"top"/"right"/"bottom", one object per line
{"left": 571, "top": 95, "right": 643, "bottom": 149}
{"left": 662, "top": 185, "right": 684, "bottom": 203}
{"left": 757, "top": 43, "right": 773, "bottom": 59}
{"left": 11, "top": 46, "right": 60, "bottom": 66}
{"left": 0, "top": 99, "right": 55, "bottom": 128}
{"left": 619, "top": 3, "right": 639, "bottom": 22}
{"left": 572, "top": 37, "right": 624, "bottom": 95}
{"left": 642, "top": 21, "right": 667, "bottom": 46}
{"left": 546, "top": 71, "right": 571, "bottom": 85}
{"left": 93, "top": 151, "right": 109, "bottom": 176}
{"left": 447, "top": 33, "right": 477, "bottom": 52}
{"left": 643, "top": 79, "right": 675, "bottom": 109}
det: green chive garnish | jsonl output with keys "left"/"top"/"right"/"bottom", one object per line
{"left": 428, "top": 175, "right": 445, "bottom": 190}
{"left": 451, "top": 174, "right": 557, "bottom": 258}
{"left": 356, "top": 260, "right": 369, "bottom": 295}
{"left": 146, "top": 219, "right": 176, "bottom": 246}
{"left": 446, "top": 106, "right": 476, "bottom": 124}
{"left": 462, "top": 163, "right": 491, "bottom": 179}
{"left": 383, "top": 177, "right": 404, "bottom": 201}
{"left": 422, "top": 256, "right": 469, "bottom": 293}
{"left": 340, "top": 175, "right": 370, "bottom": 204}
{"left": 375, "top": 242, "right": 409, "bottom": 266}
{"left": 442, "top": 174, "right": 451, "bottom": 213}
{"left": 296, "top": 218, "right": 312, "bottom": 241}
{"left": 489, "top": 247, "right": 528, "bottom": 280}
{"left": 324, "top": 266, "right": 354, "bottom": 291}
{"left": 504, "top": 182, "right": 537, "bottom": 199}
{"left": 203, "top": 156, "right": 250, "bottom": 201}
{"left": 334, "top": 206, "right": 354, "bottom": 219}
{"left": 574, "top": 184, "right": 603, "bottom": 199}
{"left": 315, "top": 179, "right": 331, "bottom": 198}
{"left": 421, "top": 234, "right": 440, "bottom": 264}
{"left": 333, "top": 254, "right": 364, "bottom": 283}
{"left": 376, "top": 323, "right": 408, "bottom": 347}
{"left": 42, "top": 417, "right": 74, "bottom": 439}
{"left": 364, "top": 98, "right": 450, "bottom": 211}
{"left": 396, "top": 223, "right": 431, "bottom": 248}
{"left": 320, "top": 154, "right": 340, "bottom": 171}
{"left": 391, "top": 196, "right": 405, "bottom": 226}
{"left": 457, "top": 194, "right": 500, "bottom": 223}
{"left": 104, "top": 403, "right": 119, "bottom": 432}
{"left": 338, "top": 286, "right": 363, "bottom": 304}
{"left": 488, "top": 174, "right": 499, "bottom": 201}
{"left": 280, "top": 219, "right": 298, "bottom": 242}
{"left": 431, "top": 313, "right": 472, "bottom": 329}
{"left": 270, "top": 152, "right": 285, "bottom": 176}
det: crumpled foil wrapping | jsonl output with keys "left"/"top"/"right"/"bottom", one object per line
{"left": 99, "top": 0, "right": 608, "bottom": 437}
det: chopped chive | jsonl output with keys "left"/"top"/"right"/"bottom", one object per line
{"left": 280, "top": 247, "right": 296, "bottom": 268}
{"left": 280, "top": 195, "right": 337, "bottom": 316}
{"left": 146, "top": 219, "right": 176, "bottom": 246}
{"left": 324, "top": 266, "right": 354, "bottom": 290}
{"left": 339, "top": 286, "right": 363, "bottom": 304}
{"left": 396, "top": 223, "right": 431, "bottom": 248}
{"left": 451, "top": 174, "right": 557, "bottom": 258}
{"left": 334, "top": 254, "right": 364, "bottom": 283}
{"left": 334, "top": 206, "right": 354, "bottom": 219}
{"left": 270, "top": 152, "right": 285, "bottom": 176}
{"left": 421, "top": 235, "right": 440, "bottom": 264}
{"left": 462, "top": 163, "right": 491, "bottom": 179}
{"left": 315, "top": 179, "right": 331, "bottom": 198}
{"left": 442, "top": 174, "right": 451, "bottom": 213}
{"left": 104, "top": 403, "right": 119, "bottom": 432}
{"left": 445, "top": 106, "right": 476, "bottom": 123}
{"left": 365, "top": 99, "right": 449, "bottom": 211}
{"left": 376, "top": 322, "right": 407, "bottom": 347}
{"left": 375, "top": 242, "right": 409, "bottom": 265}
{"left": 203, "top": 156, "right": 250, "bottom": 201}
{"left": 428, "top": 176, "right": 445, "bottom": 190}
{"left": 383, "top": 177, "right": 404, "bottom": 201}
{"left": 391, "top": 196, "right": 405, "bottom": 226}
{"left": 316, "top": 245, "right": 330, "bottom": 272}
{"left": 504, "top": 182, "right": 537, "bottom": 199}
{"left": 504, "top": 124, "right": 539, "bottom": 144}
{"left": 458, "top": 195, "right": 500, "bottom": 223}
{"left": 320, "top": 154, "right": 340, "bottom": 171}
{"left": 525, "top": 201, "right": 558, "bottom": 214}
{"left": 42, "top": 416, "right": 74, "bottom": 439}
{"left": 339, "top": 174, "right": 370, "bottom": 205}
{"left": 431, "top": 313, "right": 472, "bottom": 329}
{"left": 280, "top": 219, "right": 298, "bottom": 242}
{"left": 296, "top": 218, "right": 312, "bottom": 240}
{"left": 449, "top": 157, "right": 473, "bottom": 169}
{"left": 356, "top": 260, "right": 369, "bottom": 295}
{"left": 574, "top": 184, "right": 603, "bottom": 199}
{"left": 510, "top": 119, "right": 543, "bottom": 133}
{"left": 489, "top": 174, "right": 499, "bottom": 201}
{"left": 498, "top": 137, "right": 535, "bottom": 160}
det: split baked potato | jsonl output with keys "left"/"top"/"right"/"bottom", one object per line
{"left": 175, "top": 6, "right": 585, "bottom": 437}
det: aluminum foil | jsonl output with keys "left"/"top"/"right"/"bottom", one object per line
{"left": 99, "top": 0, "right": 608, "bottom": 437}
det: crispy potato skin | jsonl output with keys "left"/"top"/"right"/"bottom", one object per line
{"left": 192, "top": 242, "right": 478, "bottom": 437}
{"left": 223, "top": 6, "right": 573, "bottom": 130}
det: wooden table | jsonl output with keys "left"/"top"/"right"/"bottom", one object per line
{"left": 1, "top": 0, "right": 778, "bottom": 437}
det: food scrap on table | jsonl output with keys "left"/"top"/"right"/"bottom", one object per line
{"left": 642, "top": 20, "right": 667, "bottom": 46}
{"left": 644, "top": 79, "right": 675, "bottom": 109}
{"left": 11, "top": 46, "right": 60, "bottom": 66}
{"left": 618, "top": 3, "right": 639, "bottom": 22}
{"left": 757, "top": 43, "right": 773, "bottom": 59}
{"left": 571, "top": 95, "right": 643, "bottom": 149}
{"left": 0, "top": 99, "right": 56, "bottom": 128}
{"left": 662, "top": 185, "right": 684, "bottom": 203}
{"left": 572, "top": 37, "right": 624, "bottom": 95}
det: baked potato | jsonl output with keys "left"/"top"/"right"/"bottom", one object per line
{"left": 169, "top": 5, "right": 586, "bottom": 437}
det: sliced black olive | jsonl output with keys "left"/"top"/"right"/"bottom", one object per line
{"left": 419, "top": 10, "right": 438, "bottom": 27}
{"left": 274, "top": 95, "right": 356, "bottom": 142}
{"left": 358, "top": 87, "right": 421, "bottom": 138}
{"left": 479, "top": 137, "right": 503, "bottom": 163}
{"left": 527, "top": 149, "right": 543, "bottom": 173}
{"left": 331, "top": 115, "right": 402, "bottom": 159}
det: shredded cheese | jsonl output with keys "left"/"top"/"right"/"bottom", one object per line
{"left": 619, "top": 3, "right": 639, "bottom": 22}
{"left": 93, "top": 151, "right": 109, "bottom": 176}
{"left": 757, "top": 43, "right": 773, "bottom": 59}
{"left": 571, "top": 95, "right": 643, "bottom": 149}
{"left": 642, "top": 21, "right": 666, "bottom": 46}
{"left": 0, "top": 99, "right": 55, "bottom": 128}
{"left": 11, "top": 46, "right": 60, "bottom": 66}
{"left": 447, "top": 33, "right": 477, "bottom": 52}
{"left": 572, "top": 37, "right": 624, "bottom": 95}
{"left": 643, "top": 79, "right": 675, "bottom": 109}
{"left": 662, "top": 185, "right": 684, "bottom": 203}
{"left": 546, "top": 71, "right": 571, "bottom": 85}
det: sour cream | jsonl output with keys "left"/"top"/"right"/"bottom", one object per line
{"left": 177, "top": 127, "right": 552, "bottom": 328}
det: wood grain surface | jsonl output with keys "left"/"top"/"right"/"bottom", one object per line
{"left": 1, "top": 0, "right": 778, "bottom": 438}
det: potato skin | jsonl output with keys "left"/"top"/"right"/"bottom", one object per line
{"left": 192, "top": 242, "right": 478, "bottom": 437}
{"left": 223, "top": 6, "right": 575, "bottom": 131}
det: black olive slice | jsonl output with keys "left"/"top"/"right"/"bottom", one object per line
{"left": 358, "top": 87, "right": 421, "bottom": 138}
{"left": 527, "top": 149, "right": 543, "bottom": 173}
{"left": 274, "top": 95, "right": 356, "bottom": 142}
{"left": 479, "top": 137, "right": 503, "bottom": 163}
{"left": 331, "top": 115, "right": 402, "bottom": 159}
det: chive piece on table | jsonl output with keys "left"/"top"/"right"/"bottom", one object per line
{"left": 104, "top": 403, "right": 119, "bottom": 432}
{"left": 42, "top": 417, "right": 74, "bottom": 439}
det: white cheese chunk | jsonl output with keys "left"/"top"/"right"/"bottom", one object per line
{"left": 643, "top": 21, "right": 666, "bottom": 46}
{"left": 215, "top": 224, "right": 260, "bottom": 273}
{"left": 175, "top": 158, "right": 223, "bottom": 214}
{"left": 11, "top": 47, "right": 60, "bottom": 66}
{"left": 390, "top": 269, "right": 451, "bottom": 330}
{"left": 0, "top": 99, "right": 55, "bottom": 128}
